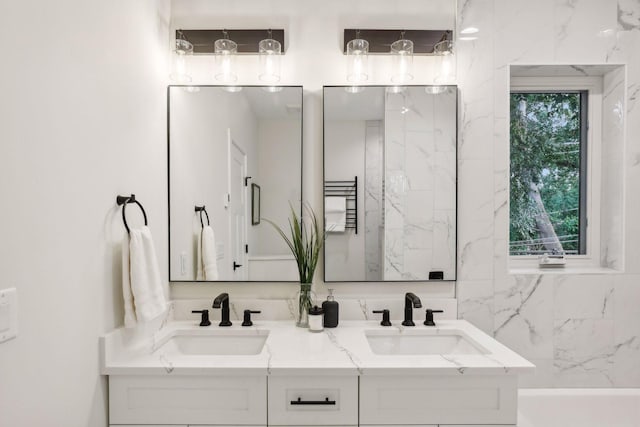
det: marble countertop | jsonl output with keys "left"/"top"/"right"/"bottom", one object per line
{"left": 101, "top": 319, "right": 535, "bottom": 377}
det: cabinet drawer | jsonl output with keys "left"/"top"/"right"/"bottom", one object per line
{"left": 109, "top": 375, "right": 266, "bottom": 425}
{"left": 268, "top": 376, "right": 358, "bottom": 426}
{"left": 360, "top": 375, "right": 517, "bottom": 425}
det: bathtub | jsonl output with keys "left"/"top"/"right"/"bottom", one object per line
{"left": 518, "top": 389, "right": 640, "bottom": 427}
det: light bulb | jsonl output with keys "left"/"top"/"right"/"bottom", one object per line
{"left": 214, "top": 38, "right": 238, "bottom": 83}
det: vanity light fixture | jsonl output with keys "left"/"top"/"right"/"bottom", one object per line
{"left": 175, "top": 29, "right": 286, "bottom": 86}
{"left": 390, "top": 32, "right": 414, "bottom": 84}
{"left": 258, "top": 30, "right": 281, "bottom": 83}
{"left": 346, "top": 30, "right": 369, "bottom": 84}
{"left": 433, "top": 37, "right": 455, "bottom": 84}
{"left": 170, "top": 30, "right": 193, "bottom": 83}
{"left": 214, "top": 30, "right": 238, "bottom": 83}
{"left": 342, "top": 29, "right": 452, "bottom": 84}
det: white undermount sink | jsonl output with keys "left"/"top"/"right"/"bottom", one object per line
{"left": 365, "top": 329, "right": 489, "bottom": 355}
{"left": 155, "top": 330, "right": 269, "bottom": 356}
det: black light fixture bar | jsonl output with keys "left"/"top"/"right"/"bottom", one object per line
{"left": 178, "top": 29, "right": 285, "bottom": 54}
{"left": 343, "top": 29, "right": 451, "bottom": 54}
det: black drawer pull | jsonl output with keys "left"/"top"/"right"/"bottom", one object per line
{"left": 290, "top": 397, "right": 336, "bottom": 405}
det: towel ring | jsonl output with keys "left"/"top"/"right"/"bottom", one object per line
{"left": 195, "top": 205, "right": 210, "bottom": 228}
{"left": 116, "top": 194, "right": 148, "bottom": 234}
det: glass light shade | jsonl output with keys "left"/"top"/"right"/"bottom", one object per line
{"left": 222, "top": 86, "right": 243, "bottom": 93}
{"left": 344, "top": 86, "right": 365, "bottom": 94}
{"left": 346, "top": 38, "right": 369, "bottom": 83}
{"left": 434, "top": 40, "right": 455, "bottom": 84}
{"left": 390, "top": 39, "right": 414, "bottom": 83}
{"left": 261, "top": 86, "right": 283, "bottom": 93}
{"left": 258, "top": 38, "right": 281, "bottom": 83}
{"left": 214, "top": 38, "right": 238, "bottom": 83}
{"left": 170, "top": 39, "right": 193, "bottom": 84}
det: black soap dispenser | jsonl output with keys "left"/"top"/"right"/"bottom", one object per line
{"left": 322, "top": 289, "right": 339, "bottom": 328}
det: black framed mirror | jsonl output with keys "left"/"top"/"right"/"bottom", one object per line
{"left": 323, "top": 85, "right": 457, "bottom": 282}
{"left": 168, "top": 86, "right": 303, "bottom": 282}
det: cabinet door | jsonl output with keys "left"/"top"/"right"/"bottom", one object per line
{"left": 109, "top": 375, "right": 266, "bottom": 425}
{"left": 268, "top": 376, "right": 358, "bottom": 426}
{"left": 360, "top": 375, "right": 517, "bottom": 425}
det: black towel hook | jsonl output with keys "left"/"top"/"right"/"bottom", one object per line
{"left": 116, "top": 194, "right": 148, "bottom": 234}
{"left": 194, "top": 205, "right": 210, "bottom": 228}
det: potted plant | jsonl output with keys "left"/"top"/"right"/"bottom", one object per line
{"left": 266, "top": 203, "right": 325, "bottom": 327}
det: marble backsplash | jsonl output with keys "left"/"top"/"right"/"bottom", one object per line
{"left": 171, "top": 296, "right": 458, "bottom": 324}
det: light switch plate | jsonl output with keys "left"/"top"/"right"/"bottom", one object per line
{"left": 0, "top": 288, "right": 17, "bottom": 343}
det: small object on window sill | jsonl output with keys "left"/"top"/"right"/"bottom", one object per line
{"left": 538, "top": 253, "right": 566, "bottom": 268}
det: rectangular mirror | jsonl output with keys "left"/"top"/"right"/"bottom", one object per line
{"left": 169, "top": 86, "right": 302, "bottom": 282}
{"left": 323, "top": 86, "right": 457, "bottom": 282}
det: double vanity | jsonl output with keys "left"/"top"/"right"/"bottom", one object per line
{"left": 131, "top": 82, "right": 536, "bottom": 427}
{"left": 102, "top": 298, "right": 534, "bottom": 427}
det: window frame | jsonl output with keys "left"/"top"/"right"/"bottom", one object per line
{"left": 509, "top": 76, "right": 602, "bottom": 269}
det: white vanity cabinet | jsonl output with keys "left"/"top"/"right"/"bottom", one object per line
{"left": 108, "top": 375, "right": 267, "bottom": 426}
{"left": 267, "top": 375, "right": 358, "bottom": 426}
{"left": 359, "top": 375, "right": 517, "bottom": 426}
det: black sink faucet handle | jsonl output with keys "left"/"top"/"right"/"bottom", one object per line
{"left": 424, "top": 309, "right": 444, "bottom": 326}
{"left": 373, "top": 309, "right": 392, "bottom": 326}
{"left": 191, "top": 310, "right": 211, "bottom": 327}
{"left": 242, "top": 310, "right": 261, "bottom": 327}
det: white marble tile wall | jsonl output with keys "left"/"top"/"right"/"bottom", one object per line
{"left": 383, "top": 89, "right": 456, "bottom": 280}
{"left": 364, "top": 121, "right": 383, "bottom": 281}
{"left": 456, "top": 0, "right": 640, "bottom": 387}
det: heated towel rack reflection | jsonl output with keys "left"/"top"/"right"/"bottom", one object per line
{"left": 324, "top": 176, "right": 358, "bottom": 234}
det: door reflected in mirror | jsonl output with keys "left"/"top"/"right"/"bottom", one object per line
{"left": 169, "top": 86, "right": 302, "bottom": 282}
{"left": 323, "top": 86, "right": 457, "bottom": 282}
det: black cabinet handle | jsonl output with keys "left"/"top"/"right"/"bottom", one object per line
{"left": 233, "top": 261, "right": 243, "bottom": 270}
{"left": 290, "top": 397, "right": 336, "bottom": 405}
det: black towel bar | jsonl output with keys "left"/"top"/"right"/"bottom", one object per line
{"left": 194, "top": 205, "right": 210, "bottom": 228}
{"left": 116, "top": 194, "right": 148, "bottom": 234}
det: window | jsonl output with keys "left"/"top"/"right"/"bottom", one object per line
{"left": 509, "top": 77, "right": 602, "bottom": 263}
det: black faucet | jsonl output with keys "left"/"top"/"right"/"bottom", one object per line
{"left": 212, "top": 293, "right": 232, "bottom": 326}
{"left": 402, "top": 293, "right": 422, "bottom": 326}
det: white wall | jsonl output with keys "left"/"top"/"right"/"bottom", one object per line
{"left": 0, "top": 1, "right": 170, "bottom": 426}
{"left": 254, "top": 118, "right": 302, "bottom": 256}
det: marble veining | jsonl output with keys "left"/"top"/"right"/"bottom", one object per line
{"left": 618, "top": 0, "right": 640, "bottom": 30}
{"left": 494, "top": 275, "right": 543, "bottom": 335}
{"left": 101, "top": 319, "right": 534, "bottom": 377}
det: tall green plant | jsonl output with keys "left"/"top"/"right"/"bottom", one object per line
{"left": 265, "top": 203, "right": 326, "bottom": 284}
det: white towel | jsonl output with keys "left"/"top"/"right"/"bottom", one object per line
{"left": 197, "top": 225, "right": 219, "bottom": 280}
{"left": 122, "top": 226, "right": 167, "bottom": 328}
{"left": 325, "top": 196, "right": 346, "bottom": 232}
